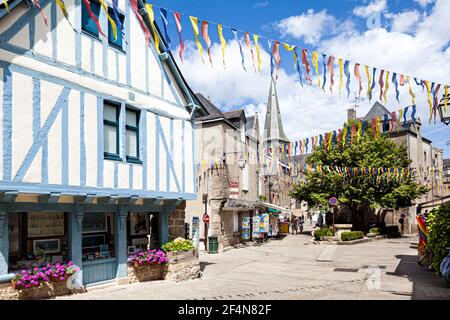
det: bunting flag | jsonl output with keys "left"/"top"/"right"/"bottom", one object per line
{"left": 445, "top": 85, "right": 449, "bottom": 113}
{"left": 174, "top": 12, "right": 184, "bottom": 62}
{"left": 351, "top": 124, "right": 356, "bottom": 144}
{"left": 312, "top": 51, "right": 321, "bottom": 88}
{"left": 2, "top": 0, "right": 9, "bottom": 13}
{"left": 327, "top": 131, "right": 333, "bottom": 150}
{"left": 319, "top": 134, "right": 323, "bottom": 147}
{"left": 354, "top": 63, "right": 362, "bottom": 97}
{"left": 83, "top": 0, "right": 105, "bottom": 37}
{"left": 365, "top": 65, "right": 371, "bottom": 100}
{"left": 268, "top": 40, "right": 274, "bottom": 76}
{"left": 305, "top": 138, "right": 309, "bottom": 154}
{"left": 392, "top": 72, "right": 400, "bottom": 102}
{"left": 362, "top": 120, "right": 367, "bottom": 137}
{"left": 272, "top": 41, "right": 281, "bottom": 80}
{"left": 390, "top": 111, "right": 397, "bottom": 132}
{"left": 431, "top": 82, "right": 436, "bottom": 123}
{"left": 56, "top": 0, "right": 76, "bottom": 31}
{"left": 371, "top": 118, "right": 377, "bottom": 136}
{"left": 328, "top": 56, "right": 335, "bottom": 93}
{"left": 189, "top": 16, "right": 204, "bottom": 63}
{"left": 145, "top": 4, "right": 160, "bottom": 54}
{"left": 399, "top": 74, "right": 405, "bottom": 86}
{"left": 231, "top": 28, "right": 245, "bottom": 71}
{"left": 415, "top": 78, "right": 424, "bottom": 92}
{"left": 337, "top": 128, "right": 342, "bottom": 146}
{"left": 383, "top": 114, "right": 389, "bottom": 133}
{"left": 379, "top": 70, "right": 385, "bottom": 101}
{"left": 424, "top": 80, "right": 433, "bottom": 123}
{"left": 433, "top": 84, "right": 441, "bottom": 123}
{"left": 31, "top": 0, "right": 48, "bottom": 27}
{"left": 202, "top": 21, "right": 214, "bottom": 67}
{"left": 411, "top": 105, "right": 417, "bottom": 124}
{"left": 253, "top": 34, "right": 262, "bottom": 73}
{"left": 302, "top": 49, "right": 312, "bottom": 84}
{"left": 218, "top": 24, "right": 227, "bottom": 68}
{"left": 370, "top": 67, "right": 377, "bottom": 101}
{"left": 159, "top": 8, "right": 170, "bottom": 49}
{"left": 376, "top": 116, "right": 381, "bottom": 136}
{"left": 383, "top": 71, "right": 390, "bottom": 104}
{"left": 284, "top": 46, "right": 303, "bottom": 86}
{"left": 244, "top": 32, "right": 256, "bottom": 73}
{"left": 344, "top": 60, "right": 351, "bottom": 98}
{"left": 407, "top": 76, "right": 416, "bottom": 105}
{"left": 403, "top": 106, "right": 409, "bottom": 125}
{"left": 339, "top": 58, "right": 344, "bottom": 95}
{"left": 342, "top": 126, "right": 348, "bottom": 147}
{"left": 356, "top": 121, "right": 362, "bottom": 143}
{"left": 322, "top": 54, "right": 327, "bottom": 91}
{"left": 100, "top": 0, "right": 117, "bottom": 40}
{"left": 398, "top": 108, "right": 403, "bottom": 131}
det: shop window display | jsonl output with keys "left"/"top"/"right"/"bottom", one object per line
{"left": 8, "top": 212, "right": 69, "bottom": 272}
{"left": 81, "top": 213, "right": 115, "bottom": 261}
{"left": 127, "top": 213, "right": 159, "bottom": 251}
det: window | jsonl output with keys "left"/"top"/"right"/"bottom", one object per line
{"left": 108, "top": 8, "right": 124, "bottom": 49}
{"left": 103, "top": 102, "right": 121, "bottom": 160}
{"left": 81, "top": 0, "right": 101, "bottom": 37}
{"left": 126, "top": 108, "right": 140, "bottom": 162}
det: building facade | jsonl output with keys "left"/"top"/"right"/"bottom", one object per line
{"left": 184, "top": 94, "right": 260, "bottom": 252}
{"left": 0, "top": 0, "right": 204, "bottom": 286}
{"left": 348, "top": 102, "right": 448, "bottom": 234}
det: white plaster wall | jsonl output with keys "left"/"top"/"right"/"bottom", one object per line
{"left": 68, "top": 90, "right": 81, "bottom": 186}
{"left": 84, "top": 93, "right": 98, "bottom": 187}
{"left": 146, "top": 111, "right": 156, "bottom": 191}
{"left": 56, "top": 3, "right": 76, "bottom": 67}
{"left": 47, "top": 112, "right": 62, "bottom": 185}
{"left": 158, "top": 115, "right": 169, "bottom": 192}
{"left": 118, "top": 162, "right": 129, "bottom": 189}
{"left": 133, "top": 165, "right": 143, "bottom": 190}
{"left": 33, "top": 4, "right": 53, "bottom": 58}
{"left": 0, "top": 3, "right": 25, "bottom": 35}
{"left": 11, "top": 73, "right": 33, "bottom": 180}
{"left": 129, "top": 14, "right": 146, "bottom": 92}
{"left": 173, "top": 119, "right": 183, "bottom": 192}
{"left": 103, "top": 160, "right": 115, "bottom": 189}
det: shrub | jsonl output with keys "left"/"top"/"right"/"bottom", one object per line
{"left": 162, "top": 238, "right": 194, "bottom": 252}
{"left": 369, "top": 227, "right": 382, "bottom": 235}
{"left": 314, "top": 227, "right": 334, "bottom": 241}
{"left": 426, "top": 203, "right": 450, "bottom": 272}
{"left": 341, "top": 231, "right": 364, "bottom": 241}
{"left": 382, "top": 225, "right": 401, "bottom": 238}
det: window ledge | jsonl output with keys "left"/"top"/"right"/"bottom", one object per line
{"left": 126, "top": 157, "right": 142, "bottom": 164}
{"left": 104, "top": 154, "right": 122, "bottom": 161}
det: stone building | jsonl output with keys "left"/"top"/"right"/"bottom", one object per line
{"left": 184, "top": 94, "right": 260, "bottom": 252}
{"left": 261, "top": 78, "right": 293, "bottom": 210}
{"left": 347, "top": 102, "right": 448, "bottom": 234}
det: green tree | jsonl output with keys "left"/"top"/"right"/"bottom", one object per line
{"left": 290, "top": 121, "right": 427, "bottom": 229}
{"left": 426, "top": 203, "right": 450, "bottom": 272}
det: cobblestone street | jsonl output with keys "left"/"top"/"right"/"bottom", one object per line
{"left": 57, "top": 228, "right": 450, "bottom": 300}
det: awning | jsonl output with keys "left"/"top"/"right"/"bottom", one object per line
{"left": 222, "top": 198, "right": 259, "bottom": 211}
{"left": 260, "top": 201, "right": 291, "bottom": 215}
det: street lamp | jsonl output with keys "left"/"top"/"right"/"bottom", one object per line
{"left": 438, "top": 94, "right": 450, "bottom": 125}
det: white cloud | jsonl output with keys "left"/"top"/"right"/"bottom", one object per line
{"left": 254, "top": 1, "right": 269, "bottom": 8}
{"left": 385, "top": 10, "right": 421, "bottom": 33}
{"left": 353, "top": 0, "right": 387, "bottom": 17}
{"left": 173, "top": 0, "right": 450, "bottom": 156}
{"left": 414, "top": 0, "right": 434, "bottom": 7}
{"left": 274, "top": 9, "right": 338, "bottom": 45}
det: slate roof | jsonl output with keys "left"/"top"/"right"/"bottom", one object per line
{"left": 263, "top": 78, "right": 290, "bottom": 144}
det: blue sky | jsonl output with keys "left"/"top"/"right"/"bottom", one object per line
{"left": 146, "top": 0, "right": 449, "bottom": 157}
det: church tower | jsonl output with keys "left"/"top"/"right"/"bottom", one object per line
{"left": 262, "top": 77, "right": 291, "bottom": 207}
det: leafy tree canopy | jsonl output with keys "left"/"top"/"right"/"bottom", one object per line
{"left": 290, "top": 120, "right": 427, "bottom": 219}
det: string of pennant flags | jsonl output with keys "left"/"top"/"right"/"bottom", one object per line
{"left": 263, "top": 104, "right": 418, "bottom": 163}
{"left": 10, "top": 0, "right": 448, "bottom": 125}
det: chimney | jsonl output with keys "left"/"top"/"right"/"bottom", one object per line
{"left": 347, "top": 108, "right": 356, "bottom": 121}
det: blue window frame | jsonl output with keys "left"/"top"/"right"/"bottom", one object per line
{"left": 81, "top": 0, "right": 101, "bottom": 38}
{"left": 103, "top": 101, "right": 121, "bottom": 161}
{"left": 125, "top": 108, "right": 141, "bottom": 163}
{"left": 108, "top": 8, "right": 124, "bottom": 50}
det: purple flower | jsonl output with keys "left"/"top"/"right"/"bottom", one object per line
{"left": 16, "top": 281, "right": 23, "bottom": 286}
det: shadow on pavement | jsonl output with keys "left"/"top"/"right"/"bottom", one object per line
{"left": 387, "top": 254, "right": 450, "bottom": 300}
{"left": 199, "top": 262, "right": 215, "bottom": 272}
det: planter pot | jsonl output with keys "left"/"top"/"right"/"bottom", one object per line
{"left": 128, "top": 263, "right": 167, "bottom": 282}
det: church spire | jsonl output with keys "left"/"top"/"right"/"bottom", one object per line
{"left": 263, "top": 77, "right": 290, "bottom": 146}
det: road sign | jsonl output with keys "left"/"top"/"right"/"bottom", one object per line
{"left": 329, "top": 197, "right": 337, "bottom": 206}
{"left": 203, "top": 214, "right": 210, "bottom": 224}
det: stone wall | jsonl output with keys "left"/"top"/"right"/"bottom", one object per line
{"left": 127, "top": 264, "right": 165, "bottom": 283}
{"left": 0, "top": 279, "right": 84, "bottom": 300}
{"left": 169, "top": 201, "right": 187, "bottom": 241}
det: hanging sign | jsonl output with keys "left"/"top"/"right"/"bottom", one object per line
{"left": 229, "top": 181, "right": 239, "bottom": 199}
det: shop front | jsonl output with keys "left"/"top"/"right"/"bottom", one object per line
{"left": 0, "top": 198, "right": 175, "bottom": 286}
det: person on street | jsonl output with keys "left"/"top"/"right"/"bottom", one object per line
{"left": 298, "top": 216, "right": 304, "bottom": 233}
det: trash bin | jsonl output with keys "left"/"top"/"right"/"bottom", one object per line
{"left": 208, "top": 236, "right": 218, "bottom": 254}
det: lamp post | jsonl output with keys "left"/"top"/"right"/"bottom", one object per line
{"left": 438, "top": 94, "right": 450, "bottom": 125}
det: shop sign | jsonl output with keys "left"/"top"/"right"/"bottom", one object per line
{"left": 229, "top": 181, "right": 239, "bottom": 199}
{"left": 192, "top": 217, "right": 200, "bottom": 249}
{"left": 28, "top": 212, "right": 64, "bottom": 237}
